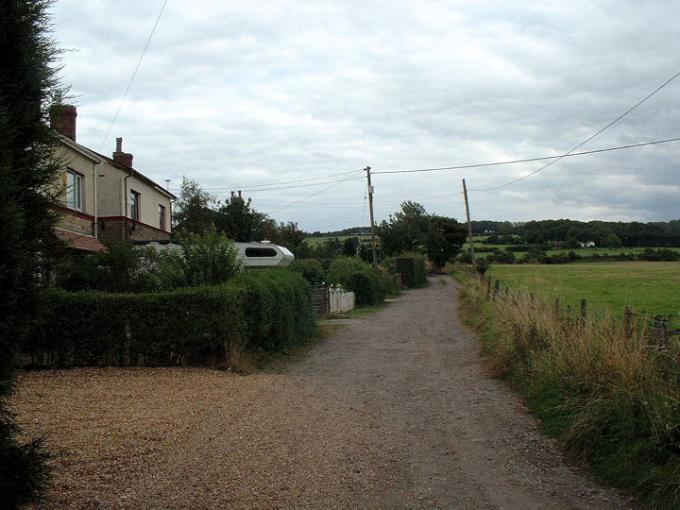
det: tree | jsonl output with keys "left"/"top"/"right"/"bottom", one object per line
{"left": 214, "top": 193, "right": 269, "bottom": 242}
{"left": 425, "top": 216, "right": 467, "bottom": 269}
{"left": 0, "top": 1, "right": 57, "bottom": 505}
{"left": 342, "top": 236, "right": 359, "bottom": 257}
{"left": 604, "top": 233, "right": 622, "bottom": 249}
{"left": 173, "top": 177, "right": 215, "bottom": 235}
{"left": 377, "top": 201, "right": 430, "bottom": 256}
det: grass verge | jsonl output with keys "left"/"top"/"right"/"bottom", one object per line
{"left": 459, "top": 276, "right": 680, "bottom": 509}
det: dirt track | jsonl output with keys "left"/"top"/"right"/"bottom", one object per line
{"left": 14, "top": 275, "right": 636, "bottom": 509}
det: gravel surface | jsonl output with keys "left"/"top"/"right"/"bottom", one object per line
{"left": 13, "top": 275, "right": 637, "bottom": 509}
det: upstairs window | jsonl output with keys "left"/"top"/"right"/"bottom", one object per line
{"left": 159, "top": 204, "right": 166, "bottom": 230}
{"left": 66, "top": 169, "right": 82, "bottom": 211}
{"left": 130, "top": 190, "right": 140, "bottom": 221}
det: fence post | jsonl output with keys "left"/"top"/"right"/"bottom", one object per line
{"left": 580, "top": 299, "right": 587, "bottom": 320}
{"left": 493, "top": 279, "right": 500, "bottom": 299}
{"left": 624, "top": 306, "right": 633, "bottom": 339}
{"left": 654, "top": 315, "right": 668, "bottom": 345}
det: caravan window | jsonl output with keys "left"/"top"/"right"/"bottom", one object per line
{"left": 245, "top": 247, "right": 277, "bottom": 258}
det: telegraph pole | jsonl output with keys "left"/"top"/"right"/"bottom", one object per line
{"left": 366, "top": 166, "right": 378, "bottom": 272}
{"left": 462, "top": 178, "right": 476, "bottom": 271}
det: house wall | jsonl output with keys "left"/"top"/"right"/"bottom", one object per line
{"left": 97, "top": 161, "right": 172, "bottom": 242}
{"left": 54, "top": 145, "right": 97, "bottom": 235}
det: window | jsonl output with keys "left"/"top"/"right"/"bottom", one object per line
{"left": 245, "top": 247, "right": 277, "bottom": 257}
{"left": 66, "top": 169, "right": 82, "bottom": 210}
{"left": 159, "top": 204, "right": 166, "bottom": 230}
{"left": 130, "top": 190, "right": 140, "bottom": 221}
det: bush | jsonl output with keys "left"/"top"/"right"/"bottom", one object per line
{"left": 233, "top": 270, "right": 316, "bottom": 350}
{"left": 327, "top": 257, "right": 391, "bottom": 305}
{"left": 395, "top": 254, "right": 427, "bottom": 287}
{"left": 289, "top": 259, "right": 325, "bottom": 286}
{"left": 26, "top": 271, "right": 315, "bottom": 367}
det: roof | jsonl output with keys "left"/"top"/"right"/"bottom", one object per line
{"left": 93, "top": 152, "right": 177, "bottom": 200}
{"left": 55, "top": 132, "right": 176, "bottom": 201}
{"left": 54, "top": 227, "right": 107, "bottom": 253}
{"left": 56, "top": 135, "right": 104, "bottom": 164}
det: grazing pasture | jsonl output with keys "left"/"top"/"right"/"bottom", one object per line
{"left": 486, "top": 261, "right": 680, "bottom": 321}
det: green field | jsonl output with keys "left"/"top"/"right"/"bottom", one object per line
{"left": 305, "top": 235, "right": 371, "bottom": 247}
{"left": 486, "top": 262, "right": 680, "bottom": 320}
{"left": 466, "top": 246, "right": 680, "bottom": 259}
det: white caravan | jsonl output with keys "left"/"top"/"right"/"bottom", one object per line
{"left": 136, "top": 240, "right": 294, "bottom": 268}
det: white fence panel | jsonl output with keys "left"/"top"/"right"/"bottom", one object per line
{"left": 329, "top": 290, "right": 355, "bottom": 314}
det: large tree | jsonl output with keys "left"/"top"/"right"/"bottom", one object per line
{"left": 173, "top": 177, "right": 216, "bottom": 235}
{"left": 0, "top": 0, "right": 58, "bottom": 506}
{"left": 377, "top": 201, "right": 430, "bottom": 255}
{"left": 426, "top": 215, "right": 467, "bottom": 269}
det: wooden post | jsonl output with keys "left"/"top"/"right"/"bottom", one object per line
{"left": 580, "top": 299, "right": 587, "bottom": 320}
{"left": 493, "top": 279, "right": 500, "bottom": 299}
{"left": 462, "top": 178, "right": 476, "bottom": 272}
{"left": 365, "top": 166, "right": 378, "bottom": 272}
{"left": 624, "top": 306, "right": 633, "bottom": 339}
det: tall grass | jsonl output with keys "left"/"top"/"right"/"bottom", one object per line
{"left": 460, "top": 276, "right": 680, "bottom": 509}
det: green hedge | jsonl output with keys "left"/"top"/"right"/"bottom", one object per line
{"left": 25, "top": 270, "right": 315, "bottom": 367}
{"left": 327, "top": 257, "right": 396, "bottom": 306}
{"left": 396, "top": 255, "right": 427, "bottom": 287}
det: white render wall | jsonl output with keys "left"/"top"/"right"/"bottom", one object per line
{"left": 97, "top": 161, "right": 172, "bottom": 232}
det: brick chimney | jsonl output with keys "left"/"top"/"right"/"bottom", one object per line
{"left": 49, "top": 103, "right": 77, "bottom": 141}
{"left": 112, "top": 137, "right": 133, "bottom": 168}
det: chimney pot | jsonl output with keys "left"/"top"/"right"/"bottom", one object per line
{"left": 238, "top": 190, "right": 242, "bottom": 198}
{"left": 49, "top": 103, "right": 77, "bottom": 141}
{"left": 113, "top": 137, "right": 133, "bottom": 168}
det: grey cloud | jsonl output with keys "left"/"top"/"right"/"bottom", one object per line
{"left": 50, "top": 0, "right": 680, "bottom": 231}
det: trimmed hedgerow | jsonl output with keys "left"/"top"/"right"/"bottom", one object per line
{"left": 326, "top": 257, "right": 396, "bottom": 306}
{"left": 25, "top": 270, "right": 315, "bottom": 367}
{"left": 232, "top": 270, "right": 316, "bottom": 351}
{"left": 395, "top": 254, "right": 427, "bottom": 287}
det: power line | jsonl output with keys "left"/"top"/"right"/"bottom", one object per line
{"left": 372, "top": 136, "right": 680, "bottom": 175}
{"left": 181, "top": 169, "right": 364, "bottom": 192}
{"left": 98, "top": 0, "right": 168, "bottom": 151}
{"left": 471, "top": 69, "right": 680, "bottom": 192}
{"left": 267, "top": 175, "right": 365, "bottom": 215}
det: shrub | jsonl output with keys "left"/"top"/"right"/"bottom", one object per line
{"left": 289, "top": 259, "right": 325, "bottom": 286}
{"left": 26, "top": 271, "right": 315, "bottom": 367}
{"left": 327, "top": 257, "right": 391, "bottom": 305}
{"left": 395, "top": 254, "right": 427, "bottom": 287}
{"left": 177, "top": 228, "right": 242, "bottom": 286}
{"left": 233, "top": 270, "right": 316, "bottom": 350}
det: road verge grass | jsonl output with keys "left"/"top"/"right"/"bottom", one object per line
{"left": 459, "top": 276, "right": 680, "bottom": 509}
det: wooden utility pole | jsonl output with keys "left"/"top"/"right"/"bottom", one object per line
{"left": 462, "top": 178, "right": 476, "bottom": 271}
{"left": 366, "top": 166, "right": 378, "bottom": 272}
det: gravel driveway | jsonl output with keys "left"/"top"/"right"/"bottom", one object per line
{"left": 14, "top": 275, "right": 636, "bottom": 509}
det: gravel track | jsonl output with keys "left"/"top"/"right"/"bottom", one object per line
{"left": 13, "top": 275, "right": 636, "bottom": 509}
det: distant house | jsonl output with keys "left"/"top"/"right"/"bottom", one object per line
{"left": 578, "top": 241, "right": 597, "bottom": 248}
{"left": 49, "top": 103, "right": 175, "bottom": 251}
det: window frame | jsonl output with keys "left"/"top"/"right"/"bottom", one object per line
{"left": 66, "top": 168, "right": 83, "bottom": 211}
{"left": 159, "top": 204, "right": 166, "bottom": 230}
{"left": 129, "top": 189, "right": 140, "bottom": 221}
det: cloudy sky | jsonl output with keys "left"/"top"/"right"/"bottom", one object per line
{"left": 50, "top": 0, "right": 680, "bottom": 231}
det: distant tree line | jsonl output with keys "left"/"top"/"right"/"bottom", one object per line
{"left": 471, "top": 219, "right": 680, "bottom": 247}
